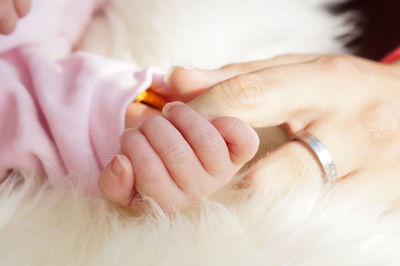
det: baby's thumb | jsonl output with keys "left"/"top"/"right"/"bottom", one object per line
{"left": 98, "top": 154, "right": 135, "bottom": 206}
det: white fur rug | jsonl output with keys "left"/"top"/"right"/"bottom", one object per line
{"left": 3, "top": 0, "right": 400, "bottom": 265}
{"left": 78, "top": 0, "right": 352, "bottom": 69}
{"left": 1, "top": 174, "right": 400, "bottom": 265}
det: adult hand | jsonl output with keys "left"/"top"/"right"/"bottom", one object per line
{"left": 167, "top": 54, "right": 400, "bottom": 204}
{"left": 0, "top": 0, "right": 31, "bottom": 34}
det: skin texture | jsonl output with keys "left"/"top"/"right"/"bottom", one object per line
{"left": 104, "top": 54, "right": 400, "bottom": 212}
{"left": 0, "top": 1, "right": 260, "bottom": 214}
{"left": 4, "top": 1, "right": 397, "bottom": 210}
{"left": 0, "top": 0, "right": 400, "bottom": 211}
{"left": 100, "top": 102, "right": 259, "bottom": 213}
{"left": 0, "top": 0, "right": 31, "bottom": 34}
{"left": 167, "top": 55, "right": 400, "bottom": 205}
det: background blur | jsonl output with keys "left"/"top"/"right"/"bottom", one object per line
{"left": 333, "top": 0, "right": 400, "bottom": 60}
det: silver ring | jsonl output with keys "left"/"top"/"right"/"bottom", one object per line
{"left": 291, "top": 131, "right": 337, "bottom": 182}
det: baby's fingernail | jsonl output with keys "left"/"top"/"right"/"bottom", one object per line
{"left": 110, "top": 155, "right": 124, "bottom": 176}
{"left": 162, "top": 101, "right": 183, "bottom": 114}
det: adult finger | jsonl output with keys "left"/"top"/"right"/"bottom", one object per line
{"left": 189, "top": 56, "right": 363, "bottom": 128}
{"left": 242, "top": 118, "right": 366, "bottom": 191}
{"left": 166, "top": 54, "right": 320, "bottom": 102}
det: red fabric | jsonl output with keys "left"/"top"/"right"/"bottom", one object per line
{"left": 382, "top": 47, "right": 400, "bottom": 63}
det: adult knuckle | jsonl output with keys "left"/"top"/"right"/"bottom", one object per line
{"left": 317, "top": 54, "right": 347, "bottom": 65}
{"left": 360, "top": 102, "right": 400, "bottom": 143}
{"left": 219, "top": 74, "right": 248, "bottom": 96}
{"left": 318, "top": 55, "right": 360, "bottom": 74}
{"left": 218, "top": 73, "right": 268, "bottom": 109}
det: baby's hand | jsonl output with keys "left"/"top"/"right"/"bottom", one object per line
{"left": 0, "top": 0, "right": 31, "bottom": 34}
{"left": 99, "top": 102, "right": 259, "bottom": 213}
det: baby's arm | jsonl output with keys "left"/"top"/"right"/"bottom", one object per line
{"left": 99, "top": 102, "right": 259, "bottom": 213}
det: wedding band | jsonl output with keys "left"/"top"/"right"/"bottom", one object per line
{"left": 291, "top": 131, "right": 337, "bottom": 182}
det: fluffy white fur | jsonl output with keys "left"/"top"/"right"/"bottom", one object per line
{"left": 3, "top": 0, "right": 400, "bottom": 265}
{"left": 1, "top": 174, "right": 400, "bottom": 265}
{"left": 78, "top": 0, "right": 353, "bottom": 68}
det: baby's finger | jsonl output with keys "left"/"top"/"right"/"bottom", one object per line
{"left": 162, "top": 102, "right": 233, "bottom": 177}
{"left": 98, "top": 154, "right": 136, "bottom": 207}
{"left": 189, "top": 59, "right": 347, "bottom": 128}
{"left": 13, "top": 0, "right": 31, "bottom": 17}
{"left": 211, "top": 117, "right": 259, "bottom": 165}
{"left": 120, "top": 128, "right": 188, "bottom": 212}
{"left": 0, "top": 2, "right": 17, "bottom": 34}
{"left": 140, "top": 115, "right": 212, "bottom": 198}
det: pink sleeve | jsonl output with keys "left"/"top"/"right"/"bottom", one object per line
{"left": 0, "top": 45, "right": 165, "bottom": 193}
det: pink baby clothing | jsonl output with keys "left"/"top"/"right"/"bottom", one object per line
{"left": 0, "top": 0, "right": 165, "bottom": 192}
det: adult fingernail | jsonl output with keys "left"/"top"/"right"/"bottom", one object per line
{"left": 110, "top": 155, "right": 124, "bottom": 176}
{"left": 162, "top": 101, "right": 183, "bottom": 114}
